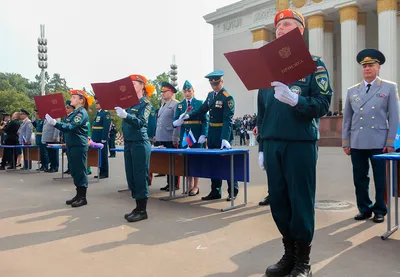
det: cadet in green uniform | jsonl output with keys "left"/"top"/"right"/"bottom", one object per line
{"left": 257, "top": 10, "right": 332, "bottom": 277}
{"left": 108, "top": 122, "right": 117, "bottom": 157}
{"left": 32, "top": 109, "right": 47, "bottom": 171}
{"left": 46, "top": 89, "right": 94, "bottom": 208}
{"left": 115, "top": 74, "right": 155, "bottom": 223}
{"left": 147, "top": 106, "right": 156, "bottom": 186}
{"left": 174, "top": 71, "right": 238, "bottom": 201}
{"left": 173, "top": 80, "right": 209, "bottom": 196}
{"left": 92, "top": 99, "right": 111, "bottom": 179}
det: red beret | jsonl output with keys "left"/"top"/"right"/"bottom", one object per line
{"left": 274, "top": 9, "right": 305, "bottom": 28}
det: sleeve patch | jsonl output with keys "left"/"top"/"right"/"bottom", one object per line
{"left": 315, "top": 74, "right": 329, "bottom": 93}
{"left": 228, "top": 100, "right": 234, "bottom": 109}
{"left": 74, "top": 116, "right": 82, "bottom": 123}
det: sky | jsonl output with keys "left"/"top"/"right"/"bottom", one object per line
{"left": 0, "top": 0, "right": 239, "bottom": 100}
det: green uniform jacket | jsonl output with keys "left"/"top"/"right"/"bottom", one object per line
{"left": 54, "top": 106, "right": 89, "bottom": 147}
{"left": 33, "top": 119, "right": 44, "bottom": 145}
{"left": 122, "top": 97, "right": 152, "bottom": 141}
{"left": 91, "top": 109, "right": 111, "bottom": 142}
{"left": 147, "top": 106, "right": 156, "bottom": 140}
{"left": 257, "top": 55, "right": 333, "bottom": 151}
{"left": 174, "top": 97, "right": 209, "bottom": 143}
{"left": 188, "top": 88, "right": 234, "bottom": 142}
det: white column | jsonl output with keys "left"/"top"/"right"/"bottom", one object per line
{"left": 397, "top": 5, "right": 400, "bottom": 85}
{"left": 307, "top": 15, "right": 324, "bottom": 58}
{"left": 251, "top": 27, "right": 271, "bottom": 123}
{"left": 357, "top": 12, "right": 366, "bottom": 80}
{"left": 323, "top": 21, "right": 334, "bottom": 110}
{"left": 378, "top": 0, "right": 397, "bottom": 82}
{"left": 339, "top": 5, "right": 358, "bottom": 112}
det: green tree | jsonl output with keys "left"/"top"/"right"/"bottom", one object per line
{"left": 0, "top": 89, "right": 34, "bottom": 115}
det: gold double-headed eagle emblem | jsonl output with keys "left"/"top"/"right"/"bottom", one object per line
{"left": 119, "top": 85, "right": 127, "bottom": 92}
{"left": 278, "top": 46, "right": 291, "bottom": 58}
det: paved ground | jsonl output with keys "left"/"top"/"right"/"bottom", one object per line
{"left": 0, "top": 146, "right": 399, "bottom": 277}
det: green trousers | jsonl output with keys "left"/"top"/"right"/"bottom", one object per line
{"left": 263, "top": 140, "right": 317, "bottom": 244}
{"left": 124, "top": 140, "right": 151, "bottom": 199}
{"left": 67, "top": 146, "right": 88, "bottom": 188}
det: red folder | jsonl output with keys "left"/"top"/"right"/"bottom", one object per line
{"left": 34, "top": 93, "right": 67, "bottom": 119}
{"left": 91, "top": 77, "right": 140, "bottom": 110}
{"left": 224, "top": 28, "right": 317, "bottom": 90}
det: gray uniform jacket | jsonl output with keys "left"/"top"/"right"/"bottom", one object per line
{"left": 156, "top": 99, "right": 180, "bottom": 143}
{"left": 342, "top": 77, "right": 399, "bottom": 149}
{"left": 41, "top": 120, "right": 60, "bottom": 143}
{"left": 18, "top": 118, "right": 33, "bottom": 144}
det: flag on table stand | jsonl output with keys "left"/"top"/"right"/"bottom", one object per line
{"left": 182, "top": 131, "right": 188, "bottom": 148}
{"left": 186, "top": 130, "right": 197, "bottom": 147}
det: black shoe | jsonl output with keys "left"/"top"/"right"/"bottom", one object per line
{"left": 164, "top": 185, "right": 179, "bottom": 192}
{"left": 66, "top": 189, "right": 78, "bottom": 205}
{"left": 47, "top": 168, "right": 57, "bottom": 173}
{"left": 71, "top": 187, "right": 88, "bottom": 208}
{"left": 201, "top": 193, "right": 221, "bottom": 201}
{"left": 126, "top": 199, "right": 148, "bottom": 222}
{"left": 259, "top": 195, "right": 270, "bottom": 206}
{"left": 63, "top": 169, "right": 70, "bottom": 174}
{"left": 0, "top": 166, "right": 5, "bottom": 170}
{"left": 124, "top": 200, "right": 139, "bottom": 219}
{"left": 265, "top": 238, "right": 295, "bottom": 277}
{"left": 226, "top": 196, "right": 237, "bottom": 201}
{"left": 354, "top": 212, "right": 372, "bottom": 220}
{"left": 286, "top": 241, "right": 312, "bottom": 277}
{"left": 373, "top": 214, "right": 384, "bottom": 223}
{"left": 160, "top": 184, "right": 169, "bottom": 191}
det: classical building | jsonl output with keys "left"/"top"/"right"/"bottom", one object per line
{"left": 204, "top": 0, "right": 399, "bottom": 117}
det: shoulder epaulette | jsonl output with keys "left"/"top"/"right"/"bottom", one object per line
{"left": 222, "top": 91, "right": 230, "bottom": 97}
{"left": 348, "top": 83, "right": 361, "bottom": 90}
{"left": 380, "top": 78, "right": 397, "bottom": 86}
{"left": 312, "top": 55, "right": 320, "bottom": 61}
{"left": 144, "top": 98, "right": 150, "bottom": 103}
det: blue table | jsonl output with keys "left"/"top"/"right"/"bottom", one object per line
{"left": 47, "top": 145, "right": 103, "bottom": 182}
{"left": 373, "top": 152, "right": 399, "bottom": 240}
{"left": 0, "top": 145, "right": 40, "bottom": 172}
{"left": 111, "top": 147, "right": 250, "bottom": 212}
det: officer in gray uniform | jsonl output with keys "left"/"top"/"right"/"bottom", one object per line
{"left": 342, "top": 48, "right": 399, "bottom": 223}
{"left": 155, "top": 81, "right": 181, "bottom": 191}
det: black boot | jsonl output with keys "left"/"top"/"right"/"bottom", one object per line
{"left": 127, "top": 198, "right": 148, "bottom": 222}
{"left": 71, "top": 187, "right": 88, "bottom": 208}
{"left": 124, "top": 199, "right": 139, "bottom": 220}
{"left": 265, "top": 238, "right": 295, "bottom": 277}
{"left": 66, "top": 188, "right": 78, "bottom": 205}
{"left": 287, "top": 241, "right": 312, "bottom": 277}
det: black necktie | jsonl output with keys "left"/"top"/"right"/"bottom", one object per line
{"left": 187, "top": 100, "right": 191, "bottom": 107}
{"left": 366, "top": 84, "right": 371, "bottom": 93}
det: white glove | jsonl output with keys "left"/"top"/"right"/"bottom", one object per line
{"left": 198, "top": 135, "right": 206, "bottom": 144}
{"left": 258, "top": 152, "right": 265, "bottom": 171}
{"left": 179, "top": 113, "right": 189, "bottom": 120}
{"left": 45, "top": 114, "right": 57, "bottom": 126}
{"left": 115, "top": 107, "right": 127, "bottom": 119}
{"left": 173, "top": 118, "right": 184, "bottom": 127}
{"left": 101, "top": 140, "right": 106, "bottom": 143}
{"left": 221, "top": 139, "right": 231, "bottom": 149}
{"left": 271, "top": 81, "right": 299, "bottom": 107}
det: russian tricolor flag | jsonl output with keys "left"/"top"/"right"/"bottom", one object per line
{"left": 183, "top": 130, "right": 197, "bottom": 148}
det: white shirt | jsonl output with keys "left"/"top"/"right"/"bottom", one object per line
{"left": 363, "top": 77, "right": 377, "bottom": 88}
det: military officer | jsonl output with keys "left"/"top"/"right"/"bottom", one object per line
{"left": 256, "top": 9, "right": 332, "bottom": 277}
{"left": 115, "top": 74, "right": 155, "bottom": 223}
{"left": 108, "top": 122, "right": 117, "bottom": 158}
{"left": 342, "top": 49, "right": 399, "bottom": 224}
{"left": 92, "top": 99, "right": 111, "bottom": 179}
{"left": 174, "top": 71, "right": 238, "bottom": 201}
{"left": 173, "top": 80, "right": 209, "bottom": 196}
{"left": 32, "top": 109, "right": 47, "bottom": 171}
{"left": 46, "top": 90, "right": 93, "bottom": 207}
{"left": 156, "top": 81, "right": 181, "bottom": 191}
